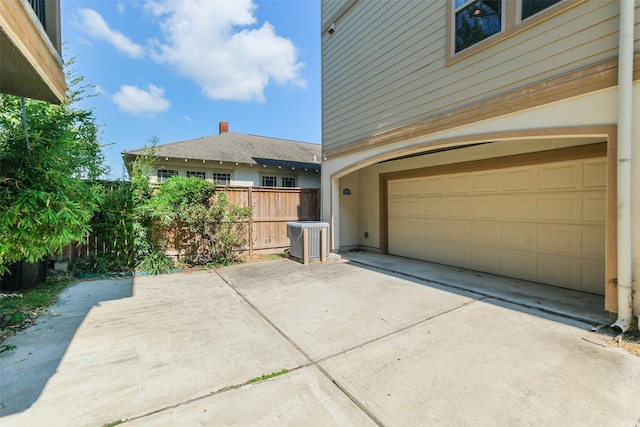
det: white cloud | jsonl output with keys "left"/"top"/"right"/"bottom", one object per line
{"left": 76, "top": 8, "right": 143, "bottom": 58}
{"left": 184, "top": 115, "right": 192, "bottom": 123}
{"left": 145, "top": 0, "right": 305, "bottom": 102}
{"left": 117, "top": 2, "right": 126, "bottom": 14}
{"left": 112, "top": 84, "right": 170, "bottom": 116}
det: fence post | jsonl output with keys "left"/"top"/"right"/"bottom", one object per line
{"left": 248, "top": 186, "right": 254, "bottom": 255}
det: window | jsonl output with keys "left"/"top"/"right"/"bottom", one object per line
{"left": 186, "top": 171, "right": 206, "bottom": 179}
{"left": 282, "top": 177, "right": 296, "bottom": 188}
{"left": 262, "top": 176, "right": 277, "bottom": 187}
{"left": 454, "top": 0, "right": 502, "bottom": 53}
{"left": 521, "top": 0, "right": 562, "bottom": 20}
{"left": 452, "top": 0, "right": 568, "bottom": 56}
{"left": 212, "top": 172, "right": 231, "bottom": 185}
{"left": 157, "top": 169, "right": 178, "bottom": 183}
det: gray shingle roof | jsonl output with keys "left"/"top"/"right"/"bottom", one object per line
{"left": 124, "top": 132, "right": 322, "bottom": 170}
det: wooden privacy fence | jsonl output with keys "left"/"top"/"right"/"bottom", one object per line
{"left": 62, "top": 186, "right": 320, "bottom": 259}
{"left": 225, "top": 187, "right": 320, "bottom": 254}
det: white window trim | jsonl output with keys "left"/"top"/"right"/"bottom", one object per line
{"left": 447, "top": 0, "right": 583, "bottom": 64}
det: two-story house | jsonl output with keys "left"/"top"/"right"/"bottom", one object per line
{"left": 0, "top": 0, "right": 65, "bottom": 103}
{"left": 123, "top": 122, "right": 321, "bottom": 188}
{"left": 321, "top": 0, "right": 639, "bottom": 329}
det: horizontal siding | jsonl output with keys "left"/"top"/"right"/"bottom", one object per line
{"left": 322, "top": 0, "right": 639, "bottom": 151}
{"left": 321, "top": 0, "right": 352, "bottom": 25}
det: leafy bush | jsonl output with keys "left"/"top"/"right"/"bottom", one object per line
{"left": 150, "top": 176, "right": 250, "bottom": 267}
{"left": 0, "top": 63, "right": 106, "bottom": 274}
{"left": 136, "top": 250, "right": 175, "bottom": 275}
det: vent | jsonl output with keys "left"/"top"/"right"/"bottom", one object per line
{"left": 287, "top": 222, "right": 329, "bottom": 264}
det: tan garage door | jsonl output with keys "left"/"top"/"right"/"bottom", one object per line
{"left": 387, "top": 155, "right": 607, "bottom": 294}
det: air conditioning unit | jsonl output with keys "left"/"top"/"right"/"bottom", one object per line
{"left": 287, "top": 221, "right": 330, "bottom": 264}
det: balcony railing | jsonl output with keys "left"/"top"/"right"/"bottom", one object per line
{"left": 28, "top": 0, "right": 47, "bottom": 29}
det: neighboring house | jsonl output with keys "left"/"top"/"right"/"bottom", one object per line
{"left": 321, "top": 0, "right": 639, "bottom": 326}
{"left": 0, "top": 0, "right": 65, "bottom": 103}
{"left": 123, "top": 122, "right": 321, "bottom": 188}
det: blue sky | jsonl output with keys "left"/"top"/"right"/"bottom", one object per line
{"left": 60, "top": 0, "right": 321, "bottom": 179}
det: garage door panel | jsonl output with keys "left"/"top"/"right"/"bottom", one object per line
{"left": 581, "top": 228, "right": 605, "bottom": 258}
{"left": 423, "top": 219, "right": 445, "bottom": 241}
{"left": 537, "top": 226, "right": 578, "bottom": 255}
{"left": 405, "top": 179, "right": 423, "bottom": 196}
{"left": 424, "top": 177, "right": 444, "bottom": 194}
{"left": 445, "top": 175, "right": 469, "bottom": 194}
{"left": 501, "top": 168, "right": 536, "bottom": 191}
{"left": 582, "top": 194, "right": 606, "bottom": 222}
{"left": 387, "top": 155, "right": 606, "bottom": 294}
{"left": 538, "top": 196, "right": 578, "bottom": 221}
{"left": 472, "top": 248, "right": 501, "bottom": 272}
{"left": 424, "top": 199, "right": 445, "bottom": 217}
{"left": 444, "top": 222, "right": 470, "bottom": 243}
{"left": 471, "top": 223, "right": 500, "bottom": 246}
{"left": 471, "top": 172, "right": 500, "bottom": 193}
{"left": 388, "top": 199, "right": 406, "bottom": 216}
{"left": 538, "top": 163, "right": 578, "bottom": 189}
{"left": 501, "top": 252, "right": 537, "bottom": 281}
{"left": 583, "top": 160, "right": 607, "bottom": 188}
{"left": 581, "top": 262, "right": 606, "bottom": 293}
{"left": 389, "top": 237, "right": 424, "bottom": 259}
{"left": 388, "top": 181, "right": 406, "bottom": 196}
{"left": 443, "top": 243, "right": 471, "bottom": 268}
{"left": 471, "top": 198, "right": 500, "bottom": 219}
{"left": 405, "top": 198, "right": 424, "bottom": 216}
{"left": 537, "top": 256, "right": 577, "bottom": 288}
{"left": 502, "top": 197, "right": 536, "bottom": 220}
{"left": 501, "top": 225, "right": 536, "bottom": 250}
{"left": 446, "top": 199, "right": 469, "bottom": 218}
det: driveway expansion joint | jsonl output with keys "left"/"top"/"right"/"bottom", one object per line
{"left": 315, "top": 298, "right": 482, "bottom": 365}
{"left": 216, "top": 269, "right": 386, "bottom": 426}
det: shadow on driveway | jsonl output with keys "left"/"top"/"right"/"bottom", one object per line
{"left": 0, "top": 278, "right": 133, "bottom": 416}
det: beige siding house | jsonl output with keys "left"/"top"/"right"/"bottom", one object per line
{"left": 321, "top": 0, "right": 640, "bottom": 328}
{"left": 0, "top": 0, "right": 65, "bottom": 103}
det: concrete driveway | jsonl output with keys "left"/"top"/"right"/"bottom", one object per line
{"left": 1, "top": 255, "right": 639, "bottom": 426}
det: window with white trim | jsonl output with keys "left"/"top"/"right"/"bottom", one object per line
{"left": 282, "top": 177, "right": 296, "bottom": 188}
{"left": 157, "top": 169, "right": 178, "bottom": 183}
{"left": 454, "top": 0, "right": 502, "bottom": 53}
{"left": 186, "top": 171, "right": 206, "bottom": 179}
{"left": 452, "top": 0, "right": 566, "bottom": 55}
{"left": 212, "top": 172, "right": 231, "bottom": 185}
{"left": 262, "top": 176, "right": 277, "bottom": 187}
{"left": 521, "top": 0, "right": 562, "bottom": 20}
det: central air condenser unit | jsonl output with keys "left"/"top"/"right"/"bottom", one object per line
{"left": 287, "top": 221, "right": 329, "bottom": 264}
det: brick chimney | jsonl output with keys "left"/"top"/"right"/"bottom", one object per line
{"left": 219, "top": 121, "right": 229, "bottom": 134}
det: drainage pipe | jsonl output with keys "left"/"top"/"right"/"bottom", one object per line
{"left": 612, "top": 0, "right": 635, "bottom": 333}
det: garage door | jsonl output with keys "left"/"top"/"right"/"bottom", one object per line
{"left": 387, "top": 154, "right": 607, "bottom": 294}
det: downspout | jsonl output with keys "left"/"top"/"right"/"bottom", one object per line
{"left": 612, "top": 0, "right": 635, "bottom": 333}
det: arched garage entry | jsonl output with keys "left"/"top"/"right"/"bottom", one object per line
{"left": 380, "top": 143, "right": 608, "bottom": 295}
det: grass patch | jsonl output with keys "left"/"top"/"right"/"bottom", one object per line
{"left": 248, "top": 368, "right": 290, "bottom": 384}
{"left": 0, "top": 276, "right": 70, "bottom": 342}
{"left": 102, "top": 421, "right": 125, "bottom": 427}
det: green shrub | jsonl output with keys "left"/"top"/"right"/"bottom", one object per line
{"left": 151, "top": 176, "right": 250, "bottom": 267}
{"left": 136, "top": 250, "right": 174, "bottom": 275}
